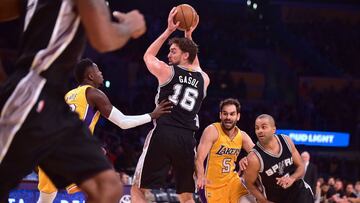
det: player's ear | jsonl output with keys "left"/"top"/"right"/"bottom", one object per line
{"left": 183, "top": 52, "right": 189, "bottom": 61}
{"left": 88, "top": 72, "right": 94, "bottom": 80}
{"left": 237, "top": 113, "right": 240, "bottom": 121}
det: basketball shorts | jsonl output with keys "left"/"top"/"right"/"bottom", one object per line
{"left": 200, "top": 175, "right": 248, "bottom": 203}
{"left": 133, "top": 124, "right": 196, "bottom": 194}
{"left": 0, "top": 78, "right": 112, "bottom": 200}
{"left": 38, "top": 167, "right": 81, "bottom": 194}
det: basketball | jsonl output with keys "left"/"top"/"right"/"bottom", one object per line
{"left": 173, "top": 4, "right": 198, "bottom": 31}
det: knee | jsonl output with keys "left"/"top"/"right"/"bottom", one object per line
{"left": 178, "top": 193, "right": 194, "bottom": 203}
{"left": 101, "top": 178, "right": 123, "bottom": 201}
{"left": 81, "top": 171, "right": 123, "bottom": 203}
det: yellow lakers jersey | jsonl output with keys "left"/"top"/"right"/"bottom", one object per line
{"left": 64, "top": 85, "right": 100, "bottom": 133}
{"left": 205, "top": 122, "right": 243, "bottom": 187}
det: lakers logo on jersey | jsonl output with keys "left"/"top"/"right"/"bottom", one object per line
{"left": 215, "top": 145, "right": 241, "bottom": 156}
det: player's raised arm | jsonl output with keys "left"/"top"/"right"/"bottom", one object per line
{"left": 184, "top": 14, "right": 200, "bottom": 68}
{"left": 86, "top": 88, "right": 172, "bottom": 129}
{"left": 143, "top": 7, "right": 179, "bottom": 84}
{"left": 195, "top": 125, "right": 218, "bottom": 189}
{"left": 244, "top": 152, "right": 273, "bottom": 203}
{"left": 75, "top": 0, "right": 146, "bottom": 52}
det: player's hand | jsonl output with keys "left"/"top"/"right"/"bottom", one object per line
{"left": 196, "top": 176, "right": 209, "bottom": 189}
{"left": 276, "top": 175, "right": 295, "bottom": 189}
{"left": 149, "top": 99, "right": 173, "bottom": 119}
{"left": 239, "top": 157, "right": 248, "bottom": 171}
{"left": 167, "top": 7, "right": 180, "bottom": 32}
{"left": 185, "top": 14, "right": 199, "bottom": 39}
{"left": 113, "top": 10, "right": 146, "bottom": 39}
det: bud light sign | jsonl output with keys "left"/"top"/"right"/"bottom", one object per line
{"left": 276, "top": 129, "right": 350, "bottom": 147}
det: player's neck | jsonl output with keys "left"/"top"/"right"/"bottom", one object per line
{"left": 224, "top": 127, "right": 238, "bottom": 140}
{"left": 81, "top": 80, "right": 97, "bottom": 88}
{"left": 263, "top": 136, "right": 280, "bottom": 154}
{"left": 179, "top": 62, "right": 195, "bottom": 71}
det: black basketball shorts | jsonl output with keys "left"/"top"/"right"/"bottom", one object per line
{"left": 133, "top": 124, "right": 197, "bottom": 194}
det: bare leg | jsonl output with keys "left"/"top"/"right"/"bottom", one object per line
{"left": 36, "top": 191, "right": 57, "bottom": 203}
{"left": 130, "top": 185, "right": 149, "bottom": 203}
{"left": 79, "top": 169, "right": 122, "bottom": 203}
{"left": 178, "top": 192, "right": 195, "bottom": 203}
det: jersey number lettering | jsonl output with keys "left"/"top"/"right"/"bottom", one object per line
{"left": 222, "top": 158, "right": 231, "bottom": 173}
{"left": 69, "top": 104, "right": 76, "bottom": 112}
{"left": 169, "top": 84, "right": 199, "bottom": 111}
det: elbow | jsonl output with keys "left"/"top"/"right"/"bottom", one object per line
{"left": 118, "top": 122, "right": 131, "bottom": 130}
{"left": 143, "top": 54, "right": 151, "bottom": 63}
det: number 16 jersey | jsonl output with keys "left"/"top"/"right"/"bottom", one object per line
{"left": 156, "top": 65, "right": 205, "bottom": 130}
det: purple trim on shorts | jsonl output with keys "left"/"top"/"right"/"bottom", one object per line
{"left": 198, "top": 188, "right": 207, "bottom": 203}
{"left": 84, "top": 107, "right": 95, "bottom": 127}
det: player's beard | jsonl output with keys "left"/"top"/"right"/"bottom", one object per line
{"left": 221, "top": 120, "right": 236, "bottom": 131}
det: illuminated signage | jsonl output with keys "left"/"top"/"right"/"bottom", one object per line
{"left": 276, "top": 129, "right": 350, "bottom": 147}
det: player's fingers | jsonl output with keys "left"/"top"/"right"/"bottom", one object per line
{"left": 170, "top": 7, "right": 177, "bottom": 15}
{"left": 113, "top": 11, "right": 126, "bottom": 22}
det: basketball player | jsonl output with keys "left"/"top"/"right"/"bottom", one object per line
{"left": 131, "top": 8, "right": 210, "bottom": 203}
{"left": 243, "top": 114, "right": 313, "bottom": 203}
{"left": 36, "top": 58, "right": 172, "bottom": 203}
{"left": 196, "top": 98, "right": 255, "bottom": 203}
{"left": 0, "top": 1, "right": 146, "bottom": 203}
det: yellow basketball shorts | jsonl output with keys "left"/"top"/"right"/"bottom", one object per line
{"left": 202, "top": 176, "right": 248, "bottom": 203}
{"left": 38, "top": 167, "right": 81, "bottom": 194}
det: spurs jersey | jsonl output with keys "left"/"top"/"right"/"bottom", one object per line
{"left": 156, "top": 65, "right": 205, "bottom": 130}
{"left": 64, "top": 85, "right": 100, "bottom": 133}
{"left": 205, "top": 123, "right": 243, "bottom": 187}
{"left": 252, "top": 134, "right": 298, "bottom": 202}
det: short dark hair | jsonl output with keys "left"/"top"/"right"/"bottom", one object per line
{"left": 256, "top": 114, "right": 276, "bottom": 127}
{"left": 74, "top": 58, "right": 94, "bottom": 83}
{"left": 168, "top": 37, "right": 198, "bottom": 64}
{"left": 219, "top": 98, "right": 241, "bottom": 113}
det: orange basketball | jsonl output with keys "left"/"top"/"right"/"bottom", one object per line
{"left": 173, "top": 4, "right": 198, "bottom": 31}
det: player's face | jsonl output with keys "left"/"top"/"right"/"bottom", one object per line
{"left": 91, "top": 65, "right": 104, "bottom": 87}
{"left": 255, "top": 118, "right": 276, "bottom": 144}
{"left": 168, "top": 44, "right": 183, "bottom": 65}
{"left": 220, "top": 104, "right": 240, "bottom": 131}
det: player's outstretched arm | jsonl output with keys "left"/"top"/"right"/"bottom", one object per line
{"left": 143, "top": 7, "right": 179, "bottom": 84}
{"left": 86, "top": 88, "right": 172, "bottom": 129}
{"left": 244, "top": 152, "right": 273, "bottom": 203}
{"left": 75, "top": 0, "right": 146, "bottom": 52}
{"left": 195, "top": 125, "right": 218, "bottom": 189}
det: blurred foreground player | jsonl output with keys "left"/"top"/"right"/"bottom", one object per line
{"left": 0, "top": 0, "right": 146, "bottom": 202}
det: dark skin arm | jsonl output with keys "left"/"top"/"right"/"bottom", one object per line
{"left": 86, "top": 87, "right": 172, "bottom": 119}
